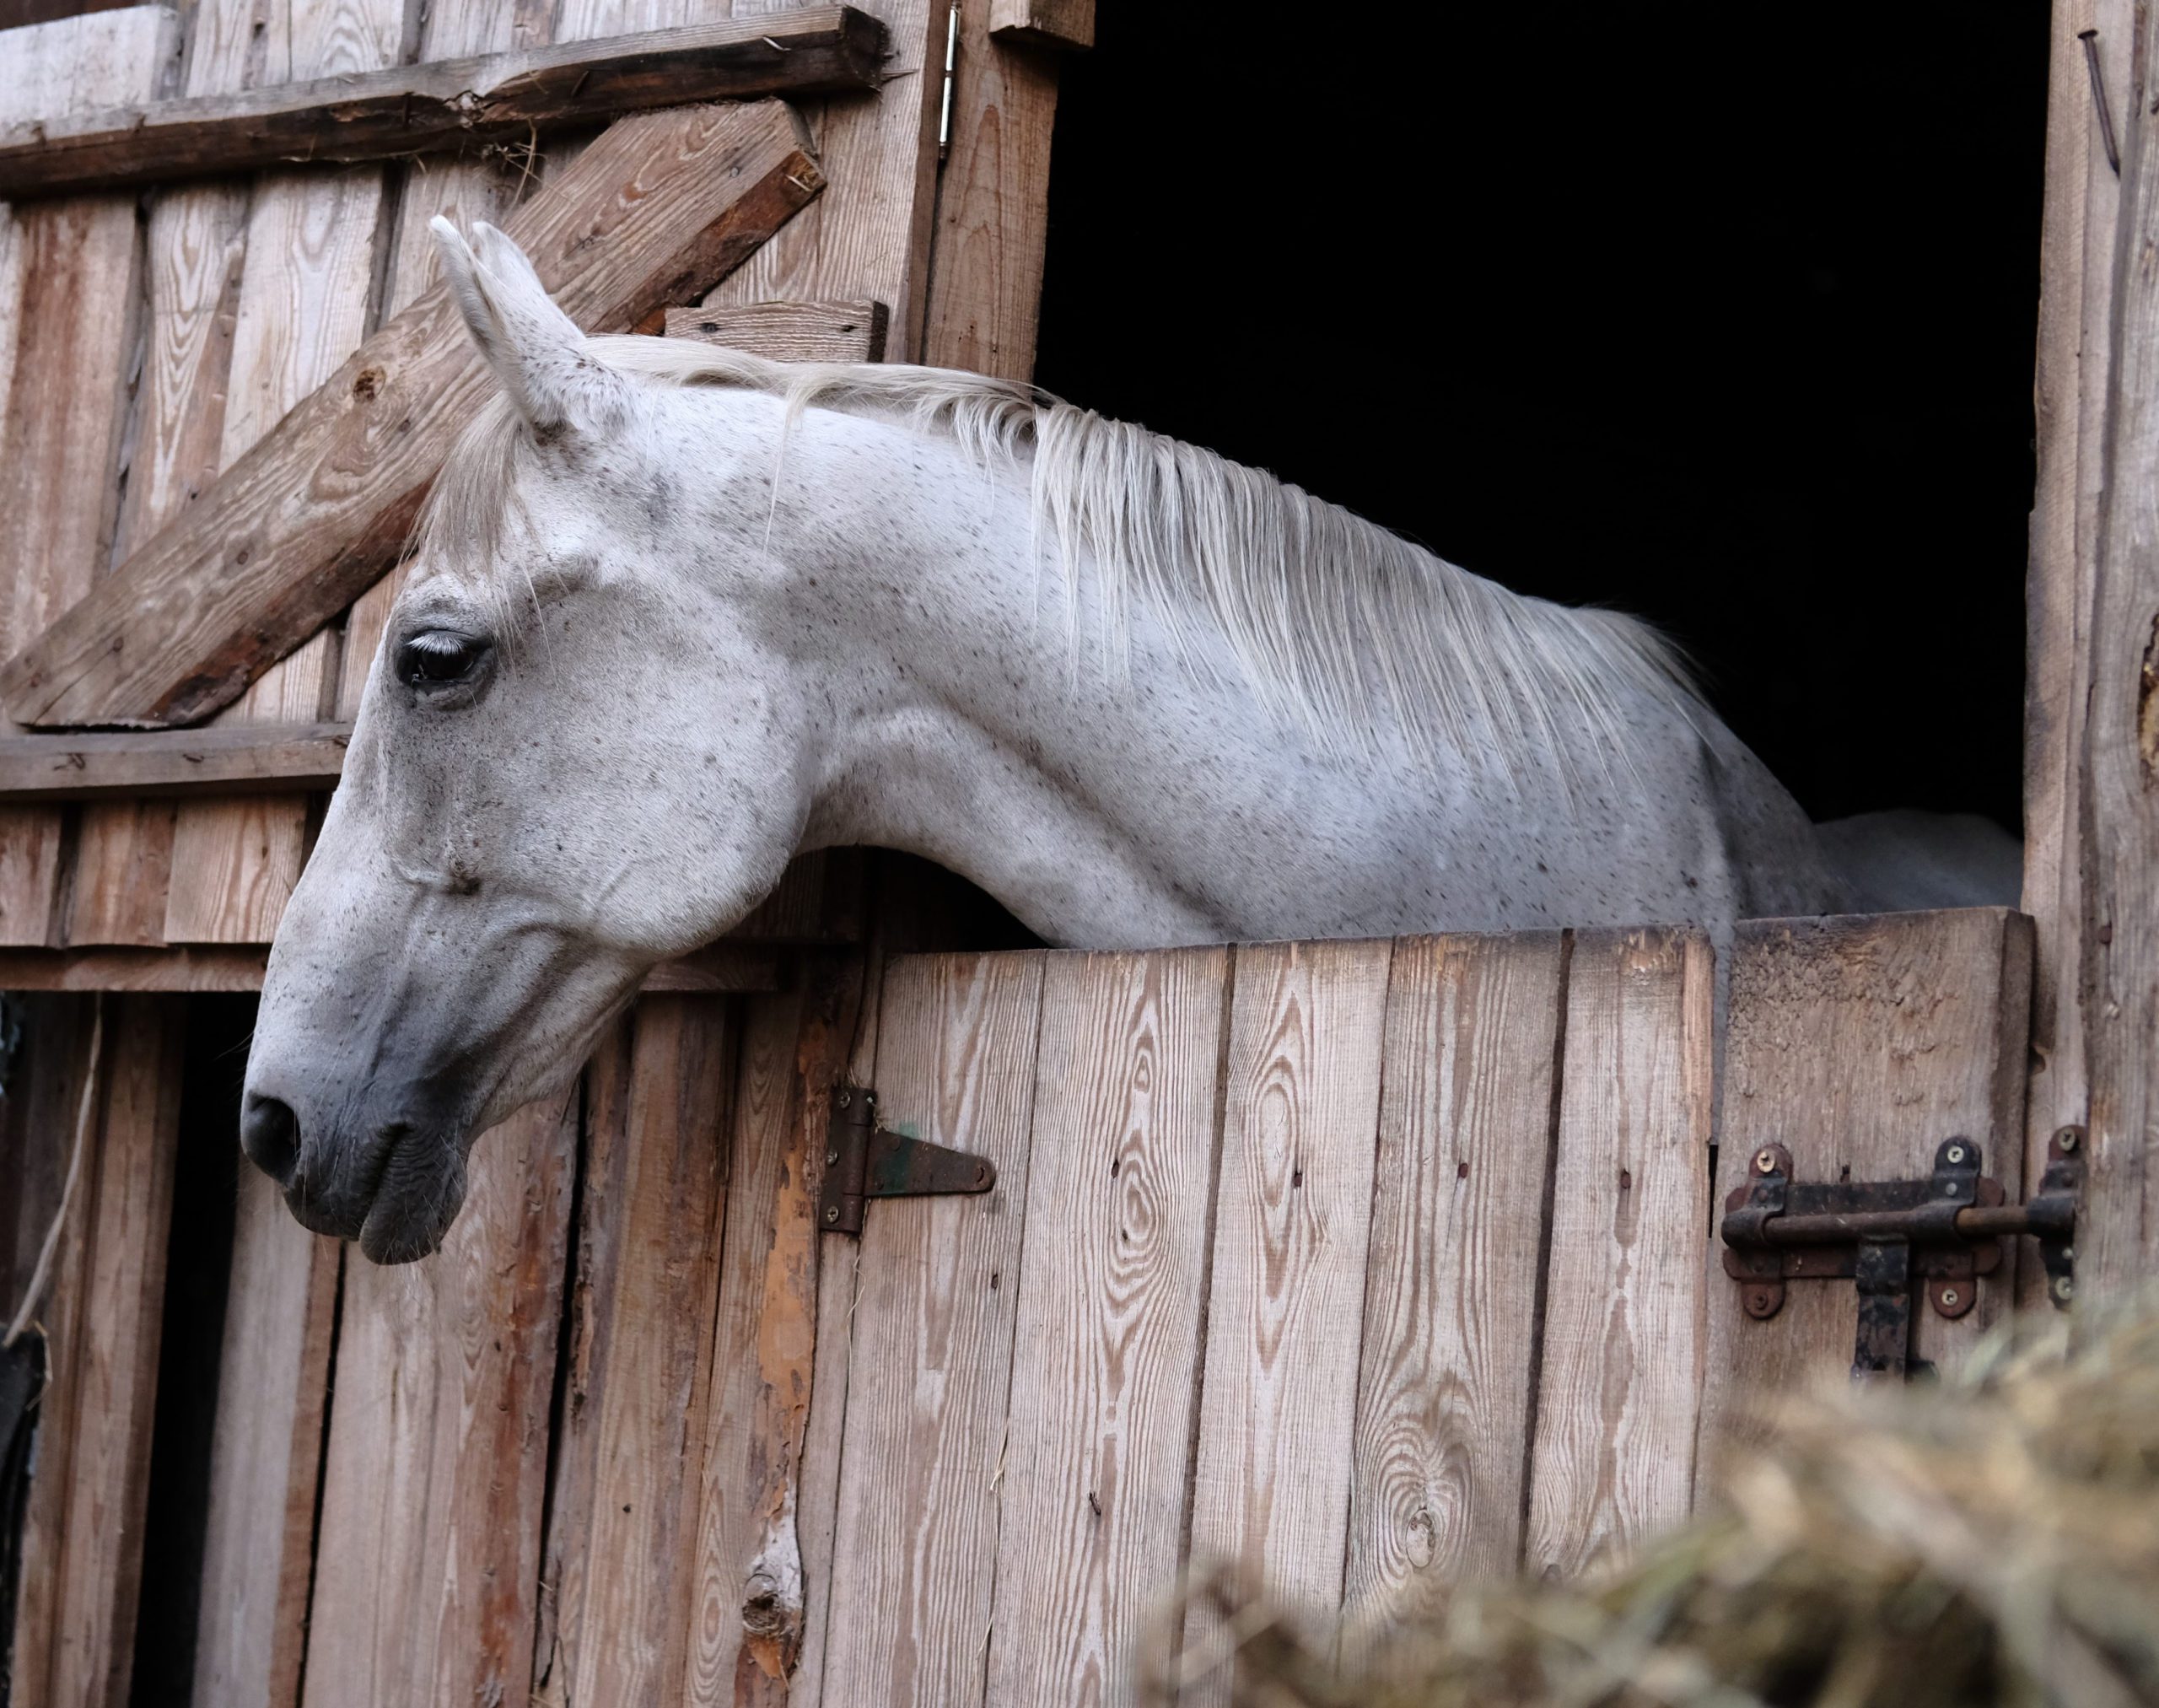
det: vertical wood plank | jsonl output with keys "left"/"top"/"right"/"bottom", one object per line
{"left": 818, "top": 951, "right": 1047, "bottom": 1708}
{"left": 191, "top": 1172, "right": 340, "bottom": 1708}
{"left": 161, "top": 0, "right": 406, "bottom": 946}
{"left": 708, "top": 0, "right": 943, "bottom": 363}
{"left": 1341, "top": 932, "right": 1565, "bottom": 1627}
{"left": 65, "top": 0, "right": 261, "bottom": 948}
{"left": 681, "top": 981, "right": 810, "bottom": 1705}
{"left": 918, "top": 6, "right": 1061, "bottom": 382}
{"left": 0, "top": 8, "right": 174, "bottom": 946}
{"left": 533, "top": 996, "right": 736, "bottom": 1708}
{"left": 2023, "top": 0, "right": 2128, "bottom": 1301}
{"left": 9, "top": 994, "right": 186, "bottom": 1708}
{"left": 1698, "top": 910, "right": 2034, "bottom": 1484}
{"left": 1523, "top": 927, "right": 1712, "bottom": 1577}
{"left": 299, "top": 1092, "right": 577, "bottom": 1708}
{"left": 984, "top": 947, "right": 1229, "bottom": 1707}
{"left": 2081, "top": 6, "right": 2159, "bottom": 1291}
{"left": 681, "top": 954, "right": 867, "bottom": 1707}
{"left": 1184, "top": 939, "right": 1391, "bottom": 1705}
{"left": 172, "top": 3, "right": 406, "bottom": 1690}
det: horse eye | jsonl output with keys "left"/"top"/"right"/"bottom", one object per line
{"left": 396, "top": 631, "right": 487, "bottom": 688}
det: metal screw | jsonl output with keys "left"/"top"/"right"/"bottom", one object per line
{"left": 825, "top": 1204, "right": 840, "bottom": 1224}
{"left": 1946, "top": 1143, "right": 1967, "bottom": 1165}
{"left": 2058, "top": 1129, "right": 2081, "bottom": 1153}
{"left": 1940, "top": 1287, "right": 1960, "bottom": 1308}
{"left": 2063, "top": 1246, "right": 2076, "bottom": 1263}
{"left": 826, "top": 1149, "right": 839, "bottom": 1166}
{"left": 1754, "top": 1149, "right": 1778, "bottom": 1176}
{"left": 1943, "top": 1181, "right": 1960, "bottom": 1196}
{"left": 837, "top": 1091, "right": 851, "bottom": 1108}
{"left": 2054, "top": 1274, "right": 2076, "bottom": 1301}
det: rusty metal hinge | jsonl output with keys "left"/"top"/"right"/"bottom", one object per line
{"left": 1721, "top": 1128, "right": 2084, "bottom": 1382}
{"left": 817, "top": 1085, "right": 997, "bottom": 1236}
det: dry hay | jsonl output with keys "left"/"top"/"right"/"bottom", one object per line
{"left": 1144, "top": 1299, "right": 2159, "bottom": 1708}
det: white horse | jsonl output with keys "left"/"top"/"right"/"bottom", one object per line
{"left": 244, "top": 220, "right": 1871, "bottom": 1261}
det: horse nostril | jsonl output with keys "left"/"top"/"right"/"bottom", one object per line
{"left": 242, "top": 1094, "right": 302, "bottom": 1188}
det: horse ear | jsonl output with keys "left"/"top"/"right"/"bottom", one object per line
{"left": 429, "top": 218, "right": 629, "bottom": 439}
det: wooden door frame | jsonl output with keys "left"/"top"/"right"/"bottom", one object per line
{"left": 2027, "top": 2, "right": 2155, "bottom": 1296}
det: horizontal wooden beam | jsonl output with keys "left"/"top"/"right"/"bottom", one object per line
{"left": 0, "top": 8, "right": 882, "bottom": 199}
{"left": 3, "top": 100, "right": 823, "bottom": 730}
{"left": 0, "top": 722, "right": 350, "bottom": 800}
{"left": 662, "top": 299, "right": 889, "bottom": 362}
{"left": 0, "top": 943, "right": 786, "bottom": 993}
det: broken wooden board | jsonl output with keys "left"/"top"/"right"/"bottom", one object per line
{"left": 3, "top": 99, "right": 824, "bottom": 730}
{"left": 0, "top": 8, "right": 883, "bottom": 198}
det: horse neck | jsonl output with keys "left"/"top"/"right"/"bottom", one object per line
{"left": 743, "top": 403, "right": 1436, "bottom": 945}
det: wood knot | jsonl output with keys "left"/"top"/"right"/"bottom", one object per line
{"left": 740, "top": 1573, "right": 789, "bottom": 1635}
{"left": 352, "top": 367, "right": 384, "bottom": 401}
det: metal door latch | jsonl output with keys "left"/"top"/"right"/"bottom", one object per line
{"left": 1721, "top": 1127, "right": 2084, "bottom": 1382}
{"left": 817, "top": 1085, "right": 997, "bottom": 1236}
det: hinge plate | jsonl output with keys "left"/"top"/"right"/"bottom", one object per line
{"left": 817, "top": 1085, "right": 997, "bottom": 1236}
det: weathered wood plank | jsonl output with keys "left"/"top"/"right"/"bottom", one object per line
{"left": 299, "top": 1095, "right": 577, "bottom": 1708}
{"left": 783, "top": 866, "right": 949, "bottom": 1708}
{"left": 681, "top": 952, "right": 865, "bottom": 1704}
{"left": 665, "top": 298, "right": 889, "bottom": 362}
{"left": 158, "top": 0, "right": 405, "bottom": 946}
{"left": 1184, "top": 938, "right": 1392, "bottom": 1705}
{"left": 65, "top": 13, "right": 253, "bottom": 944}
{"left": 704, "top": 0, "right": 940, "bottom": 365}
{"left": 1698, "top": 910, "right": 2034, "bottom": 1484}
{"left": 985, "top": 946, "right": 1227, "bottom": 1708}
{"left": 0, "top": 9, "right": 884, "bottom": 197}
{"left": 2022, "top": 5, "right": 2125, "bottom": 1257}
{"left": 921, "top": 0, "right": 1060, "bottom": 380}
{"left": 1523, "top": 927, "right": 1712, "bottom": 1577}
{"left": 820, "top": 951, "right": 1046, "bottom": 1708}
{"left": 0, "top": 723, "right": 350, "bottom": 800}
{"left": 987, "top": 0, "right": 1092, "bottom": 52}
{"left": 1340, "top": 932, "right": 1564, "bottom": 1632}
{"left": 2081, "top": 6, "right": 2159, "bottom": 1291}
{"left": 533, "top": 997, "right": 737, "bottom": 1708}
{"left": 0, "top": 944, "right": 273, "bottom": 989}
{"left": 9, "top": 994, "right": 185, "bottom": 1708}
{"left": 0, "top": 8, "right": 175, "bottom": 946}
{"left": 177, "top": 0, "right": 408, "bottom": 1630}
{"left": 191, "top": 1173, "right": 338, "bottom": 1708}
{"left": 3, "top": 99, "right": 825, "bottom": 730}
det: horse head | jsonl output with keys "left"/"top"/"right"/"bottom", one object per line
{"left": 241, "top": 221, "right": 810, "bottom": 1262}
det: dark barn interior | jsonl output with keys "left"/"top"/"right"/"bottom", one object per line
{"left": 1036, "top": 3, "right": 2049, "bottom": 833}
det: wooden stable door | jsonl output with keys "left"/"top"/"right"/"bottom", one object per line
{"left": 805, "top": 908, "right": 2032, "bottom": 1707}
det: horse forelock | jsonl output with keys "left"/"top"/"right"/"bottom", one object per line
{"left": 409, "top": 334, "right": 1702, "bottom": 773}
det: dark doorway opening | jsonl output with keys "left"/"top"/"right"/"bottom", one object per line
{"left": 1034, "top": 3, "right": 2047, "bottom": 832}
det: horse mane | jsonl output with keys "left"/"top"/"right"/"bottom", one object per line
{"left": 417, "top": 334, "right": 1702, "bottom": 772}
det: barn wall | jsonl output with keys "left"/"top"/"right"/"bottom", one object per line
{"left": 0, "top": 0, "right": 1069, "bottom": 1698}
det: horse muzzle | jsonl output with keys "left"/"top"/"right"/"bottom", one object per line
{"left": 242, "top": 1089, "right": 471, "bottom": 1263}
